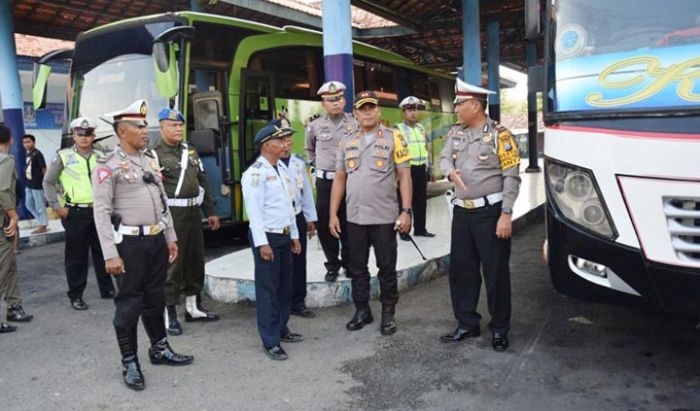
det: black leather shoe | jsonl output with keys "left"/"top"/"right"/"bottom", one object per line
{"left": 148, "top": 339, "right": 194, "bottom": 366}
{"left": 346, "top": 308, "right": 374, "bottom": 331}
{"left": 290, "top": 306, "right": 316, "bottom": 318}
{"left": 121, "top": 355, "right": 145, "bottom": 391}
{"left": 380, "top": 311, "right": 397, "bottom": 335}
{"left": 166, "top": 306, "right": 183, "bottom": 336}
{"left": 265, "top": 345, "right": 288, "bottom": 361}
{"left": 399, "top": 233, "right": 411, "bottom": 241}
{"left": 492, "top": 332, "right": 509, "bottom": 352}
{"left": 324, "top": 270, "right": 339, "bottom": 282}
{"left": 281, "top": 332, "right": 304, "bottom": 343}
{"left": 101, "top": 290, "right": 116, "bottom": 299}
{"left": 439, "top": 327, "right": 480, "bottom": 343}
{"left": 70, "top": 298, "right": 88, "bottom": 311}
{"left": 0, "top": 322, "right": 17, "bottom": 333}
{"left": 7, "top": 305, "right": 34, "bottom": 321}
{"left": 414, "top": 230, "right": 436, "bottom": 238}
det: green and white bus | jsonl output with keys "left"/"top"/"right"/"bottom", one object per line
{"left": 35, "top": 12, "right": 456, "bottom": 224}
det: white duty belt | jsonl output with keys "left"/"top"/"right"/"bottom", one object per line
{"left": 451, "top": 192, "right": 503, "bottom": 209}
{"left": 167, "top": 187, "right": 205, "bottom": 207}
{"left": 116, "top": 221, "right": 167, "bottom": 236}
{"left": 315, "top": 169, "right": 335, "bottom": 180}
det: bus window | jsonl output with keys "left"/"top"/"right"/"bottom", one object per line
{"left": 364, "top": 60, "right": 398, "bottom": 105}
{"left": 250, "top": 47, "right": 322, "bottom": 100}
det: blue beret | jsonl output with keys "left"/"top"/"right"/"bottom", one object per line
{"left": 157, "top": 108, "right": 185, "bottom": 122}
{"left": 254, "top": 119, "right": 295, "bottom": 146}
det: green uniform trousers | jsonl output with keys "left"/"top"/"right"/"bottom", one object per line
{"left": 0, "top": 237, "right": 21, "bottom": 308}
{"left": 164, "top": 206, "right": 205, "bottom": 306}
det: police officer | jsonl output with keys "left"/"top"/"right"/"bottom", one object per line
{"left": 396, "top": 96, "right": 435, "bottom": 241}
{"left": 242, "top": 120, "right": 303, "bottom": 361}
{"left": 43, "top": 117, "right": 115, "bottom": 310}
{"left": 280, "top": 119, "right": 318, "bottom": 318}
{"left": 0, "top": 124, "right": 34, "bottom": 333}
{"left": 93, "top": 100, "right": 192, "bottom": 390}
{"left": 151, "top": 108, "right": 220, "bottom": 335}
{"left": 438, "top": 79, "right": 521, "bottom": 352}
{"left": 329, "top": 91, "right": 412, "bottom": 335}
{"left": 305, "top": 81, "right": 356, "bottom": 282}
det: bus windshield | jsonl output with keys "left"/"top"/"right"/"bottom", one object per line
{"left": 547, "top": 0, "right": 700, "bottom": 114}
{"left": 76, "top": 54, "right": 168, "bottom": 140}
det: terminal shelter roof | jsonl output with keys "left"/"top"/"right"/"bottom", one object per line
{"left": 11, "top": 0, "right": 540, "bottom": 73}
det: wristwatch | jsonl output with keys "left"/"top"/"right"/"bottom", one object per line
{"left": 401, "top": 208, "right": 413, "bottom": 215}
{"left": 502, "top": 207, "right": 513, "bottom": 215}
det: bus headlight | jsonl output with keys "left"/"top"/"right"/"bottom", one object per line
{"left": 545, "top": 159, "right": 617, "bottom": 239}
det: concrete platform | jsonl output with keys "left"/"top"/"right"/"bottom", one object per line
{"left": 205, "top": 162, "right": 546, "bottom": 307}
{"left": 16, "top": 216, "right": 65, "bottom": 250}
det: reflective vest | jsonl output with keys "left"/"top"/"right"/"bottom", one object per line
{"left": 57, "top": 147, "right": 97, "bottom": 204}
{"left": 397, "top": 122, "right": 428, "bottom": 166}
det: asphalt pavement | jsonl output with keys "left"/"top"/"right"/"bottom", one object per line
{"left": 1, "top": 222, "right": 699, "bottom": 411}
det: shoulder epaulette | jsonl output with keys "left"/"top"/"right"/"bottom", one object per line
{"left": 495, "top": 122, "right": 508, "bottom": 132}
{"left": 144, "top": 149, "right": 155, "bottom": 158}
{"left": 292, "top": 153, "right": 305, "bottom": 162}
{"left": 307, "top": 113, "right": 322, "bottom": 124}
{"left": 251, "top": 161, "right": 262, "bottom": 169}
{"left": 97, "top": 150, "right": 116, "bottom": 163}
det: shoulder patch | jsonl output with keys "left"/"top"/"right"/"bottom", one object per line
{"left": 392, "top": 129, "right": 408, "bottom": 148}
{"left": 95, "top": 167, "right": 112, "bottom": 184}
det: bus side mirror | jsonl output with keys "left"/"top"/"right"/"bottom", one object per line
{"left": 152, "top": 42, "right": 179, "bottom": 98}
{"left": 32, "top": 48, "right": 73, "bottom": 110}
{"left": 152, "top": 26, "right": 195, "bottom": 99}
{"left": 525, "top": 0, "right": 544, "bottom": 40}
{"left": 32, "top": 64, "right": 51, "bottom": 110}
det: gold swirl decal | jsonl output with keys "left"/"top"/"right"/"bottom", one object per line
{"left": 585, "top": 56, "right": 700, "bottom": 107}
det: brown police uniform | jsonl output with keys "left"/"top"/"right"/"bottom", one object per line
{"left": 439, "top": 117, "right": 521, "bottom": 335}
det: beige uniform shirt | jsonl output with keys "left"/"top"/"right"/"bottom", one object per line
{"left": 336, "top": 125, "right": 411, "bottom": 225}
{"left": 439, "top": 118, "right": 521, "bottom": 210}
{"left": 0, "top": 153, "right": 16, "bottom": 214}
{"left": 305, "top": 112, "right": 356, "bottom": 171}
{"left": 92, "top": 146, "right": 176, "bottom": 260}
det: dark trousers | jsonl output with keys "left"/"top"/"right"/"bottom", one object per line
{"left": 346, "top": 222, "right": 398, "bottom": 308}
{"left": 449, "top": 203, "right": 512, "bottom": 334}
{"left": 291, "top": 212, "right": 308, "bottom": 310}
{"left": 316, "top": 178, "right": 348, "bottom": 272}
{"left": 62, "top": 207, "right": 114, "bottom": 300}
{"left": 113, "top": 234, "right": 169, "bottom": 347}
{"left": 165, "top": 206, "right": 205, "bottom": 306}
{"left": 411, "top": 165, "right": 428, "bottom": 233}
{"left": 250, "top": 231, "right": 293, "bottom": 349}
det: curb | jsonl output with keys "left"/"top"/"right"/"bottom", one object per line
{"left": 205, "top": 203, "right": 545, "bottom": 308}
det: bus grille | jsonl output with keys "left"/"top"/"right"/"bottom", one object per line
{"left": 665, "top": 198, "right": 700, "bottom": 263}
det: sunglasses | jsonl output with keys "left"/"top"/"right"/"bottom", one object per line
{"left": 323, "top": 96, "right": 343, "bottom": 102}
{"left": 121, "top": 120, "right": 149, "bottom": 129}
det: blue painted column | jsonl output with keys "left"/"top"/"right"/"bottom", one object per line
{"left": 461, "top": 0, "right": 481, "bottom": 84}
{"left": 487, "top": 20, "right": 501, "bottom": 122}
{"left": 0, "top": 0, "right": 28, "bottom": 217}
{"left": 526, "top": 41, "right": 541, "bottom": 172}
{"left": 190, "top": 0, "right": 209, "bottom": 92}
{"left": 322, "top": 0, "right": 354, "bottom": 112}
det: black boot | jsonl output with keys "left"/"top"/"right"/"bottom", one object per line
{"left": 346, "top": 306, "right": 373, "bottom": 331}
{"left": 148, "top": 338, "right": 194, "bottom": 366}
{"left": 380, "top": 305, "right": 397, "bottom": 335}
{"left": 116, "top": 326, "right": 144, "bottom": 391}
{"left": 166, "top": 306, "right": 183, "bottom": 336}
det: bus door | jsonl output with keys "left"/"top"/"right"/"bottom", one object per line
{"left": 189, "top": 90, "right": 233, "bottom": 221}
{"left": 239, "top": 69, "right": 275, "bottom": 170}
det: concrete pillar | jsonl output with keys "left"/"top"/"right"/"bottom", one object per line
{"left": 487, "top": 20, "right": 501, "bottom": 122}
{"left": 461, "top": 0, "right": 481, "bottom": 85}
{"left": 322, "top": 0, "right": 354, "bottom": 111}
{"left": 191, "top": 0, "right": 209, "bottom": 92}
{"left": 0, "top": 0, "right": 28, "bottom": 216}
{"left": 526, "top": 41, "right": 541, "bottom": 172}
